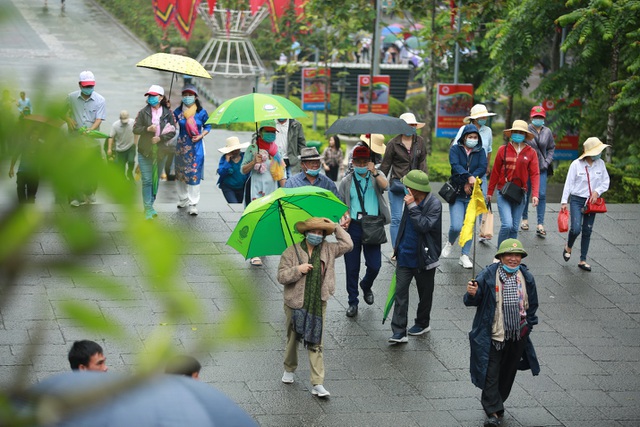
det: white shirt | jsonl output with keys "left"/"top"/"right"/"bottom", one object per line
{"left": 561, "top": 158, "right": 610, "bottom": 203}
{"left": 275, "top": 120, "right": 289, "bottom": 159}
{"left": 109, "top": 118, "right": 135, "bottom": 151}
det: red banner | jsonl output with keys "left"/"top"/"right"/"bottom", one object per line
{"left": 174, "top": 0, "right": 201, "bottom": 41}
{"left": 435, "top": 83, "right": 474, "bottom": 138}
{"left": 207, "top": 0, "right": 216, "bottom": 15}
{"left": 301, "top": 68, "right": 330, "bottom": 111}
{"left": 357, "top": 75, "right": 390, "bottom": 115}
{"left": 153, "top": 0, "right": 176, "bottom": 30}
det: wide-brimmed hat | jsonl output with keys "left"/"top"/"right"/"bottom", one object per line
{"left": 259, "top": 119, "right": 277, "bottom": 131}
{"left": 218, "top": 136, "right": 250, "bottom": 154}
{"left": 299, "top": 147, "right": 322, "bottom": 161}
{"left": 457, "top": 124, "right": 483, "bottom": 146}
{"left": 352, "top": 145, "right": 371, "bottom": 159}
{"left": 463, "top": 104, "right": 496, "bottom": 124}
{"left": 359, "top": 134, "right": 386, "bottom": 155}
{"left": 578, "top": 137, "right": 611, "bottom": 159}
{"left": 530, "top": 105, "right": 546, "bottom": 118}
{"left": 504, "top": 120, "right": 534, "bottom": 141}
{"left": 145, "top": 85, "right": 164, "bottom": 97}
{"left": 399, "top": 112, "right": 425, "bottom": 129}
{"left": 402, "top": 170, "right": 431, "bottom": 193}
{"left": 495, "top": 238, "right": 528, "bottom": 259}
{"left": 295, "top": 217, "right": 336, "bottom": 234}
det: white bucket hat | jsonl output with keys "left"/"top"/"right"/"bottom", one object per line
{"left": 218, "top": 136, "right": 250, "bottom": 154}
{"left": 578, "top": 137, "right": 610, "bottom": 159}
{"left": 463, "top": 104, "right": 496, "bottom": 124}
{"left": 399, "top": 112, "right": 425, "bottom": 129}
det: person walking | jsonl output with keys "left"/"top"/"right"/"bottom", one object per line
{"left": 285, "top": 147, "right": 341, "bottom": 199}
{"left": 441, "top": 124, "right": 487, "bottom": 269}
{"left": 379, "top": 113, "right": 427, "bottom": 250}
{"left": 216, "top": 136, "right": 250, "bottom": 204}
{"left": 16, "top": 91, "right": 32, "bottom": 117}
{"left": 133, "top": 85, "right": 176, "bottom": 220}
{"left": 322, "top": 135, "right": 343, "bottom": 181}
{"left": 464, "top": 238, "right": 539, "bottom": 427}
{"left": 277, "top": 217, "right": 353, "bottom": 398}
{"left": 561, "top": 137, "right": 610, "bottom": 272}
{"left": 274, "top": 118, "right": 306, "bottom": 177}
{"left": 338, "top": 145, "right": 389, "bottom": 318}
{"left": 107, "top": 110, "right": 137, "bottom": 180}
{"left": 487, "top": 120, "right": 540, "bottom": 248}
{"left": 521, "top": 106, "right": 555, "bottom": 237}
{"left": 389, "top": 170, "right": 442, "bottom": 344}
{"left": 173, "top": 84, "right": 211, "bottom": 216}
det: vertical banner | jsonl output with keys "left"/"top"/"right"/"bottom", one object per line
{"left": 357, "top": 75, "right": 390, "bottom": 115}
{"left": 301, "top": 68, "right": 330, "bottom": 111}
{"left": 435, "top": 83, "right": 474, "bottom": 138}
{"left": 174, "top": 0, "right": 201, "bottom": 41}
{"left": 543, "top": 99, "right": 581, "bottom": 160}
{"left": 153, "top": 0, "right": 176, "bottom": 29}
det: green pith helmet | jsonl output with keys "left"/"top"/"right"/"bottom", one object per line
{"left": 401, "top": 170, "right": 431, "bottom": 193}
{"left": 495, "top": 238, "right": 528, "bottom": 259}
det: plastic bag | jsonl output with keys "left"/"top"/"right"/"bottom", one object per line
{"left": 557, "top": 209, "right": 569, "bottom": 233}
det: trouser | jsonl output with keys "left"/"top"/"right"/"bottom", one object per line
{"left": 448, "top": 196, "right": 472, "bottom": 256}
{"left": 220, "top": 185, "right": 244, "bottom": 204}
{"left": 496, "top": 192, "right": 527, "bottom": 247}
{"left": 177, "top": 181, "right": 201, "bottom": 206}
{"left": 390, "top": 267, "right": 436, "bottom": 334}
{"left": 70, "top": 145, "right": 101, "bottom": 202}
{"left": 16, "top": 171, "right": 39, "bottom": 203}
{"left": 138, "top": 153, "right": 156, "bottom": 212}
{"left": 523, "top": 169, "right": 547, "bottom": 225}
{"left": 481, "top": 338, "right": 527, "bottom": 416}
{"left": 283, "top": 302, "right": 327, "bottom": 385}
{"left": 115, "top": 146, "right": 136, "bottom": 179}
{"left": 344, "top": 221, "right": 381, "bottom": 306}
{"left": 567, "top": 195, "right": 596, "bottom": 262}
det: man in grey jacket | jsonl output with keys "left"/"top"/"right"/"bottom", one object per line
{"left": 275, "top": 118, "right": 306, "bottom": 176}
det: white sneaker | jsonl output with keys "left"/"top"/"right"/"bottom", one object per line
{"left": 281, "top": 371, "right": 294, "bottom": 384}
{"left": 69, "top": 200, "right": 81, "bottom": 207}
{"left": 311, "top": 384, "right": 330, "bottom": 397}
{"left": 459, "top": 254, "right": 473, "bottom": 269}
{"left": 189, "top": 206, "right": 198, "bottom": 216}
{"left": 177, "top": 199, "right": 189, "bottom": 208}
{"left": 441, "top": 242, "right": 453, "bottom": 258}
{"left": 87, "top": 194, "right": 97, "bottom": 205}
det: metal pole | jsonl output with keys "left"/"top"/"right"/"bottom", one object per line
{"left": 369, "top": 0, "right": 382, "bottom": 112}
{"left": 559, "top": 27, "right": 567, "bottom": 67}
{"left": 453, "top": 0, "right": 462, "bottom": 84}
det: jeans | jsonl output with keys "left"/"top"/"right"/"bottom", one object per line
{"left": 344, "top": 221, "right": 382, "bottom": 306}
{"left": 390, "top": 267, "right": 435, "bottom": 335}
{"left": 448, "top": 196, "right": 472, "bottom": 256}
{"left": 496, "top": 192, "right": 527, "bottom": 247}
{"left": 567, "top": 195, "right": 596, "bottom": 262}
{"left": 388, "top": 190, "right": 405, "bottom": 248}
{"left": 221, "top": 185, "right": 244, "bottom": 204}
{"left": 138, "top": 153, "right": 156, "bottom": 212}
{"left": 523, "top": 169, "right": 547, "bottom": 225}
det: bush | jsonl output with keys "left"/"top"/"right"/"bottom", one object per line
{"left": 404, "top": 95, "right": 427, "bottom": 121}
{"left": 388, "top": 96, "right": 406, "bottom": 118}
{"left": 328, "top": 93, "right": 355, "bottom": 117}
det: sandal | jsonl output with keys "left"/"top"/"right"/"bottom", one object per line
{"left": 578, "top": 262, "right": 592, "bottom": 272}
{"left": 563, "top": 247, "right": 571, "bottom": 262}
{"left": 250, "top": 257, "right": 263, "bottom": 266}
{"left": 520, "top": 221, "right": 529, "bottom": 231}
{"left": 536, "top": 226, "right": 547, "bottom": 237}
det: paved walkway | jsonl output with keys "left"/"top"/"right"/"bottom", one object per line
{"left": 2, "top": 1, "right": 640, "bottom": 426}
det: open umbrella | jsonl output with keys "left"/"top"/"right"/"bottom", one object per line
{"left": 25, "top": 372, "right": 257, "bottom": 427}
{"left": 206, "top": 93, "right": 307, "bottom": 126}
{"left": 325, "top": 113, "right": 416, "bottom": 136}
{"left": 136, "top": 53, "right": 212, "bottom": 99}
{"left": 227, "top": 186, "right": 347, "bottom": 262}
{"left": 382, "top": 272, "right": 396, "bottom": 324}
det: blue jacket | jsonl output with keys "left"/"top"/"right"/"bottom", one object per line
{"left": 394, "top": 193, "right": 442, "bottom": 270}
{"left": 449, "top": 142, "right": 487, "bottom": 198}
{"left": 463, "top": 263, "right": 540, "bottom": 389}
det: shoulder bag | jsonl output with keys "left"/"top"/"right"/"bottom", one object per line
{"left": 499, "top": 148, "right": 525, "bottom": 204}
{"left": 438, "top": 180, "right": 458, "bottom": 204}
{"left": 354, "top": 176, "right": 387, "bottom": 245}
{"left": 582, "top": 166, "right": 607, "bottom": 214}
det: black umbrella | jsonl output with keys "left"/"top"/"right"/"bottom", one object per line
{"left": 325, "top": 113, "right": 416, "bottom": 136}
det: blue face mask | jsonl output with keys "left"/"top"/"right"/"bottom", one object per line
{"left": 511, "top": 134, "right": 526, "bottom": 144}
{"left": 465, "top": 138, "right": 479, "bottom": 148}
{"left": 81, "top": 87, "right": 94, "bottom": 96}
{"left": 591, "top": 154, "right": 601, "bottom": 161}
{"left": 502, "top": 263, "right": 521, "bottom": 274}
{"left": 354, "top": 166, "right": 368, "bottom": 175}
{"left": 404, "top": 133, "right": 413, "bottom": 137}
{"left": 182, "top": 95, "right": 195, "bottom": 106}
{"left": 147, "top": 95, "right": 160, "bottom": 107}
{"left": 306, "top": 233, "right": 323, "bottom": 246}
{"left": 306, "top": 167, "right": 321, "bottom": 177}
{"left": 262, "top": 132, "right": 276, "bottom": 143}
{"left": 532, "top": 118, "right": 545, "bottom": 127}
{"left": 477, "top": 119, "right": 487, "bottom": 126}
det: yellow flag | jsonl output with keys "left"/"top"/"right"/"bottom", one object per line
{"left": 459, "top": 179, "right": 489, "bottom": 247}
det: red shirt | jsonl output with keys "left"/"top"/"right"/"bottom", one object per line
{"left": 488, "top": 143, "right": 540, "bottom": 198}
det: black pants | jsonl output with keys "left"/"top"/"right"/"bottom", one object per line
{"left": 16, "top": 171, "right": 39, "bottom": 203}
{"left": 481, "top": 338, "right": 527, "bottom": 416}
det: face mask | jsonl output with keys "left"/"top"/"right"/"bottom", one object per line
{"left": 120, "top": 120, "right": 128, "bottom": 125}
{"left": 502, "top": 263, "right": 520, "bottom": 274}
{"left": 465, "top": 138, "right": 479, "bottom": 148}
{"left": 262, "top": 132, "right": 276, "bottom": 143}
{"left": 81, "top": 87, "right": 94, "bottom": 96}
{"left": 306, "top": 233, "right": 323, "bottom": 246}
{"left": 404, "top": 133, "right": 413, "bottom": 137}
{"left": 147, "top": 96, "right": 160, "bottom": 107}
{"left": 354, "top": 166, "right": 368, "bottom": 175}
{"left": 591, "top": 154, "right": 601, "bottom": 161}
{"left": 511, "top": 134, "right": 526, "bottom": 144}
{"left": 477, "top": 119, "right": 487, "bottom": 126}
{"left": 306, "top": 167, "right": 321, "bottom": 177}
{"left": 277, "top": 119, "right": 287, "bottom": 124}
{"left": 182, "top": 95, "right": 195, "bottom": 106}
{"left": 532, "top": 118, "right": 545, "bottom": 127}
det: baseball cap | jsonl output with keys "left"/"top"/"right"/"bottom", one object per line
{"left": 144, "top": 85, "right": 165, "bottom": 96}
{"left": 79, "top": 71, "right": 95, "bottom": 87}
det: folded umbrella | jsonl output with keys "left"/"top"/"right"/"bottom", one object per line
{"left": 382, "top": 272, "right": 396, "bottom": 324}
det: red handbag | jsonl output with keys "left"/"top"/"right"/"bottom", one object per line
{"left": 582, "top": 166, "right": 607, "bottom": 214}
{"left": 557, "top": 209, "right": 569, "bottom": 232}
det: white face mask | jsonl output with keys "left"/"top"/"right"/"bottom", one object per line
{"left": 465, "top": 138, "right": 479, "bottom": 148}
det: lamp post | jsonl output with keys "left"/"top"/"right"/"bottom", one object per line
{"left": 333, "top": 75, "right": 349, "bottom": 119}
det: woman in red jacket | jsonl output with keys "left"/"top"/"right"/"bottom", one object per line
{"left": 488, "top": 120, "right": 540, "bottom": 248}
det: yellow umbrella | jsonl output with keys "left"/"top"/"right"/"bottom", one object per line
{"left": 136, "top": 53, "right": 211, "bottom": 79}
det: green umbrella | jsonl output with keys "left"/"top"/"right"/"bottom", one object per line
{"left": 382, "top": 272, "right": 396, "bottom": 324}
{"left": 206, "top": 93, "right": 307, "bottom": 126}
{"left": 78, "top": 127, "right": 110, "bottom": 139}
{"left": 227, "top": 186, "right": 347, "bottom": 261}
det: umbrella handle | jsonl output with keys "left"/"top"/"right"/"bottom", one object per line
{"left": 278, "top": 200, "right": 303, "bottom": 264}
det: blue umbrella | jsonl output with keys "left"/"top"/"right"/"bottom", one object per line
{"left": 25, "top": 372, "right": 258, "bottom": 427}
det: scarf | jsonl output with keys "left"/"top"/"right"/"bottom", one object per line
{"left": 257, "top": 136, "right": 281, "bottom": 162}
{"left": 183, "top": 104, "right": 200, "bottom": 137}
{"left": 498, "top": 266, "right": 525, "bottom": 343}
{"left": 291, "top": 240, "right": 323, "bottom": 349}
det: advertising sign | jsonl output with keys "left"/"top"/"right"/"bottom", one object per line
{"left": 542, "top": 99, "right": 581, "bottom": 161}
{"left": 435, "top": 83, "right": 474, "bottom": 138}
{"left": 301, "top": 67, "right": 330, "bottom": 111}
{"left": 357, "top": 75, "right": 390, "bottom": 115}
